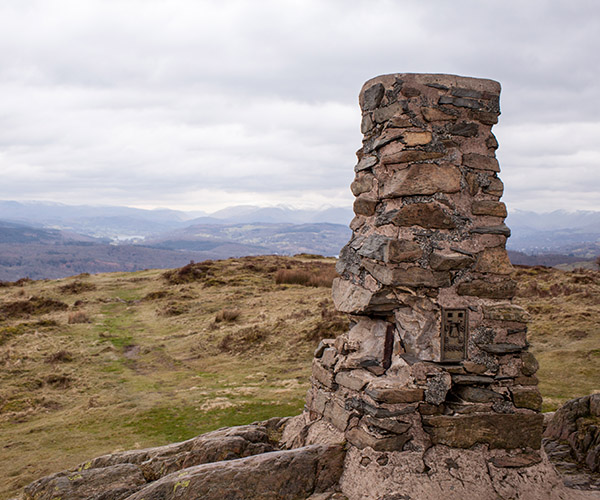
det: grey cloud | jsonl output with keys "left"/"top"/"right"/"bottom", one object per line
{"left": 0, "top": 0, "right": 598, "bottom": 212}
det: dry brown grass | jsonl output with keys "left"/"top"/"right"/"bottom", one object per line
{"left": 45, "top": 350, "right": 74, "bottom": 363}
{"left": 68, "top": 311, "right": 91, "bottom": 324}
{"left": 59, "top": 280, "right": 96, "bottom": 294}
{"left": 514, "top": 265, "right": 600, "bottom": 410}
{"left": 305, "top": 300, "right": 348, "bottom": 341}
{"left": 218, "top": 326, "right": 268, "bottom": 352}
{"left": 0, "top": 296, "right": 68, "bottom": 319}
{"left": 159, "top": 301, "right": 190, "bottom": 316}
{"left": 143, "top": 290, "right": 171, "bottom": 301}
{"left": 275, "top": 262, "right": 337, "bottom": 288}
{"left": 162, "top": 260, "right": 214, "bottom": 284}
{"left": 215, "top": 308, "right": 241, "bottom": 323}
{"left": 0, "top": 277, "right": 33, "bottom": 288}
{"left": 0, "top": 255, "right": 337, "bottom": 499}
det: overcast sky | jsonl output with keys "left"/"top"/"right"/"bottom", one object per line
{"left": 0, "top": 0, "right": 599, "bottom": 213}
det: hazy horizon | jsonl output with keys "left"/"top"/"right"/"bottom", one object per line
{"left": 2, "top": 198, "right": 600, "bottom": 218}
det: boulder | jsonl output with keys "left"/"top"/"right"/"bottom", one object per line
{"left": 544, "top": 394, "right": 600, "bottom": 473}
{"left": 125, "top": 444, "right": 346, "bottom": 500}
{"left": 24, "top": 421, "right": 287, "bottom": 499}
{"left": 23, "top": 464, "right": 146, "bottom": 500}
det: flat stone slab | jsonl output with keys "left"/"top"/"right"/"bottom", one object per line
{"left": 125, "top": 444, "right": 346, "bottom": 500}
{"left": 423, "top": 413, "right": 544, "bottom": 449}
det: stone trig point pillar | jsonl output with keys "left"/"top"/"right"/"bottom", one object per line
{"left": 297, "top": 74, "right": 569, "bottom": 499}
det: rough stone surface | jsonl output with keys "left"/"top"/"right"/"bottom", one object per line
{"left": 521, "top": 351, "right": 540, "bottom": 376}
{"left": 423, "top": 413, "right": 544, "bottom": 449}
{"left": 346, "top": 426, "right": 411, "bottom": 452}
{"left": 363, "top": 83, "right": 385, "bottom": 110}
{"left": 365, "top": 381, "right": 424, "bottom": 404}
{"left": 338, "top": 444, "right": 581, "bottom": 500}
{"left": 429, "top": 251, "right": 474, "bottom": 271}
{"left": 335, "top": 369, "right": 375, "bottom": 391}
{"left": 472, "top": 200, "right": 508, "bottom": 217}
{"left": 350, "top": 174, "right": 374, "bottom": 196}
{"left": 332, "top": 278, "right": 396, "bottom": 314}
{"left": 424, "top": 372, "right": 452, "bottom": 405}
{"left": 512, "top": 387, "right": 543, "bottom": 411}
{"left": 24, "top": 421, "right": 286, "bottom": 500}
{"left": 475, "top": 246, "right": 514, "bottom": 274}
{"left": 126, "top": 444, "right": 346, "bottom": 500}
{"left": 386, "top": 202, "right": 457, "bottom": 229}
{"left": 362, "top": 261, "right": 451, "bottom": 288}
{"left": 453, "top": 385, "right": 503, "bottom": 403}
{"left": 470, "top": 223, "right": 511, "bottom": 236}
{"left": 23, "top": 464, "right": 146, "bottom": 500}
{"left": 381, "top": 164, "right": 461, "bottom": 197}
{"left": 545, "top": 394, "right": 600, "bottom": 475}
{"left": 483, "top": 304, "right": 529, "bottom": 322}
{"left": 385, "top": 239, "right": 422, "bottom": 263}
{"left": 457, "top": 278, "right": 517, "bottom": 298}
{"left": 355, "top": 155, "right": 378, "bottom": 172}
{"left": 353, "top": 196, "right": 378, "bottom": 216}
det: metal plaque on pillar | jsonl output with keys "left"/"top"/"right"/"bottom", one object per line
{"left": 441, "top": 308, "right": 468, "bottom": 362}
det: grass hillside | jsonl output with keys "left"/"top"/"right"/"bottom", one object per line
{"left": 513, "top": 265, "right": 600, "bottom": 411}
{"left": 0, "top": 257, "right": 598, "bottom": 499}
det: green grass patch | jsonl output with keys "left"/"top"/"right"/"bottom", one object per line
{"left": 96, "top": 304, "right": 135, "bottom": 349}
{"left": 125, "top": 399, "right": 305, "bottom": 443}
{"left": 0, "top": 324, "right": 28, "bottom": 345}
{"left": 100, "top": 361, "right": 126, "bottom": 374}
{"left": 113, "top": 289, "right": 144, "bottom": 301}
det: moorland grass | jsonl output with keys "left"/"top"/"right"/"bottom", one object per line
{"left": 0, "top": 258, "right": 598, "bottom": 499}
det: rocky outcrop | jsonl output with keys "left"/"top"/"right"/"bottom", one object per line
{"left": 124, "top": 444, "right": 345, "bottom": 500}
{"left": 22, "top": 418, "right": 347, "bottom": 500}
{"left": 544, "top": 394, "right": 600, "bottom": 491}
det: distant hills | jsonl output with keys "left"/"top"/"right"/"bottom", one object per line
{"left": 0, "top": 201, "right": 598, "bottom": 280}
{"left": 0, "top": 202, "right": 354, "bottom": 280}
{"left": 506, "top": 209, "right": 600, "bottom": 267}
{"left": 146, "top": 222, "right": 350, "bottom": 257}
{"left": 0, "top": 201, "right": 354, "bottom": 240}
{"left": 506, "top": 209, "right": 600, "bottom": 254}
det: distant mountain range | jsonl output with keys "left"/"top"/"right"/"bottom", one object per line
{"left": 506, "top": 209, "right": 600, "bottom": 258}
{"left": 0, "top": 201, "right": 598, "bottom": 280}
{"left": 0, "top": 202, "right": 354, "bottom": 280}
{"left": 0, "top": 201, "right": 354, "bottom": 240}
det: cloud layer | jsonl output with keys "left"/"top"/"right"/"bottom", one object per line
{"left": 1, "top": 0, "right": 599, "bottom": 211}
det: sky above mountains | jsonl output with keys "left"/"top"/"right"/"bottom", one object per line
{"left": 1, "top": 0, "right": 599, "bottom": 212}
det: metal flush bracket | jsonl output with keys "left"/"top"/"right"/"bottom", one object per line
{"left": 441, "top": 308, "right": 468, "bottom": 362}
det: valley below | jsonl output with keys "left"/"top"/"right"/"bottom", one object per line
{"left": 1, "top": 202, "right": 599, "bottom": 282}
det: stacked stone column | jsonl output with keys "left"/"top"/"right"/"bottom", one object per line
{"left": 307, "top": 73, "right": 544, "bottom": 454}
